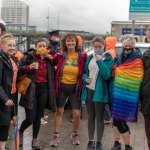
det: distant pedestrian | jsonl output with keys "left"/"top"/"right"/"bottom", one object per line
{"left": 47, "top": 30, "right": 60, "bottom": 56}
{"left": 81, "top": 36, "right": 114, "bottom": 150}
{"left": 111, "top": 35, "right": 144, "bottom": 150}
{"left": 0, "top": 22, "right": 6, "bottom": 50}
{"left": 50, "top": 33, "right": 87, "bottom": 147}
{"left": 19, "top": 38, "right": 56, "bottom": 149}
{"left": 140, "top": 47, "right": 150, "bottom": 150}
{"left": 0, "top": 33, "right": 19, "bottom": 150}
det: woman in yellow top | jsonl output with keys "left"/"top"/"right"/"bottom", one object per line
{"left": 50, "top": 33, "right": 87, "bottom": 147}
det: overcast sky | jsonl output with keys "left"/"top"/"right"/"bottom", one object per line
{"left": 0, "top": 0, "right": 130, "bottom": 34}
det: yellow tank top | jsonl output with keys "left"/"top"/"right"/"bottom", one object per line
{"left": 61, "top": 52, "right": 79, "bottom": 84}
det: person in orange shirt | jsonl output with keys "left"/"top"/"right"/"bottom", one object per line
{"left": 105, "top": 37, "right": 117, "bottom": 59}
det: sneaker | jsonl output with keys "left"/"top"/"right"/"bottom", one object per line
{"left": 71, "top": 133, "right": 80, "bottom": 145}
{"left": 32, "top": 139, "right": 40, "bottom": 149}
{"left": 104, "top": 119, "right": 112, "bottom": 124}
{"left": 43, "top": 115, "right": 48, "bottom": 119}
{"left": 96, "top": 141, "right": 103, "bottom": 150}
{"left": 111, "top": 141, "right": 121, "bottom": 150}
{"left": 50, "top": 136, "right": 59, "bottom": 147}
{"left": 41, "top": 118, "right": 47, "bottom": 125}
{"left": 19, "top": 131, "right": 23, "bottom": 147}
{"left": 70, "top": 115, "right": 74, "bottom": 122}
{"left": 125, "top": 145, "right": 133, "bottom": 150}
{"left": 5, "top": 147, "right": 9, "bottom": 150}
{"left": 87, "top": 141, "right": 95, "bottom": 150}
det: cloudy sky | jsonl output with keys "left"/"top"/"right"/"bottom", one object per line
{"left": 0, "top": 0, "right": 130, "bottom": 34}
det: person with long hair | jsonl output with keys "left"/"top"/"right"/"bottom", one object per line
{"left": 0, "top": 33, "right": 19, "bottom": 150}
{"left": 81, "top": 36, "right": 114, "bottom": 150}
{"left": 19, "top": 38, "right": 56, "bottom": 149}
{"left": 50, "top": 33, "right": 87, "bottom": 147}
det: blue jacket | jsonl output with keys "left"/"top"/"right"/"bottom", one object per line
{"left": 81, "top": 52, "right": 114, "bottom": 103}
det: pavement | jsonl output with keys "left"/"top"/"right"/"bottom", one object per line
{"left": 7, "top": 105, "right": 148, "bottom": 150}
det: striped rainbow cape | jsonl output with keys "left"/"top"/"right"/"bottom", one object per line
{"left": 112, "top": 58, "right": 144, "bottom": 122}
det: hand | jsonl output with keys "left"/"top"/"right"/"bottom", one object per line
{"left": 95, "top": 54, "right": 102, "bottom": 60}
{"left": 30, "top": 63, "right": 38, "bottom": 69}
{"left": 5, "top": 99, "right": 13, "bottom": 107}
{"left": 86, "top": 77, "right": 92, "bottom": 84}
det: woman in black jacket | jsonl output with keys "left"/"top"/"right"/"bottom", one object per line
{"left": 0, "top": 33, "right": 19, "bottom": 150}
{"left": 141, "top": 48, "right": 150, "bottom": 150}
{"left": 19, "top": 38, "right": 56, "bottom": 149}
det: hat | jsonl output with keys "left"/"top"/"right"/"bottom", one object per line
{"left": 0, "top": 23, "right": 6, "bottom": 32}
{"left": 48, "top": 30, "right": 59, "bottom": 36}
{"left": 0, "top": 19, "right": 6, "bottom": 32}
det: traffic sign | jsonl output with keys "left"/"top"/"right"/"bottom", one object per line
{"left": 129, "top": 0, "right": 150, "bottom": 20}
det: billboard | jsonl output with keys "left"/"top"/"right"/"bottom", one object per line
{"left": 129, "top": 0, "right": 150, "bottom": 20}
{"left": 122, "top": 28, "right": 146, "bottom": 35}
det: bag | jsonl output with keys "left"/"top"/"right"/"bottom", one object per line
{"left": 17, "top": 75, "right": 31, "bottom": 95}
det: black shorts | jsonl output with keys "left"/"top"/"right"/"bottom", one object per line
{"left": 0, "top": 125, "right": 9, "bottom": 141}
{"left": 57, "top": 83, "right": 81, "bottom": 110}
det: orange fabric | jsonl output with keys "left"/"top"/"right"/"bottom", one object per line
{"left": 105, "top": 37, "right": 117, "bottom": 58}
{"left": 10, "top": 58, "right": 18, "bottom": 94}
{"left": 76, "top": 36, "right": 83, "bottom": 45}
{"left": 14, "top": 51, "right": 23, "bottom": 62}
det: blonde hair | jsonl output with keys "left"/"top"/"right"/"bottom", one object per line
{"left": 121, "top": 34, "right": 136, "bottom": 46}
{"left": 0, "top": 33, "right": 15, "bottom": 45}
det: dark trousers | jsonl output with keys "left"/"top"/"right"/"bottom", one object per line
{"left": 20, "top": 83, "right": 48, "bottom": 139}
{"left": 85, "top": 88, "right": 105, "bottom": 142}
{"left": 144, "top": 115, "right": 150, "bottom": 150}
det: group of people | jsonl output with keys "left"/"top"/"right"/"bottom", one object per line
{"left": 0, "top": 22, "right": 150, "bottom": 150}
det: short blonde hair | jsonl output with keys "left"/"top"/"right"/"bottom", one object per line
{"left": 122, "top": 34, "right": 136, "bottom": 46}
{"left": 0, "top": 33, "right": 15, "bottom": 45}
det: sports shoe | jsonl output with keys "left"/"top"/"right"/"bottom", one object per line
{"left": 50, "top": 136, "right": 59, "bottom": 147}
{"left": 87, "top": 141, "right": 95, "bottom": 150}
{"left": 125, "top": 145, "right": 133, "bottom": 150}
{"left": 111, "top": 141, "right": 121, "bottom": 150}
{"left": 43, "top": 115, "right": 48, "bottom": 119}
{"left": 71, "top": 132, "right": 80, "bottom": 145}
{"left": 41, "top": 118, "right": 47, "bottom": 125}
{"left": 96, "top": 141, "right": 103, "bottom": 150}
{"left": 19, "top": 131, "right": 23, "bottom": 147}
{"left": 32, "top": 138, "right": 40, "bottom": 149}
{"left": 104, "top": 119, "right": 112, "bottom": 124}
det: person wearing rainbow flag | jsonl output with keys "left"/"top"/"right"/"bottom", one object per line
{"left": 111, "top": 35, "right": 144, "bottom": 150}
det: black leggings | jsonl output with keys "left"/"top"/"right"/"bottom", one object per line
{"left": 0, "top": 126, "right": 9, "bottom": 141}
{"left": 20, "top": 83, "right": 48, "bottom": 139}
{"left": 113, "top": 119, "right": 130, "bottom": 134}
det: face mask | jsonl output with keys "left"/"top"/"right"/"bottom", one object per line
{"left": 36, "top": 48, "right": 47, "bottom": 55}
{"left": 54, "top": 38, "right": 59, "bottom": 42}
{"left": 123, "top": 47, "right": 134, "bottom": 55}
{"left": 94, "top": 50, "right": 103, "bottom": 55}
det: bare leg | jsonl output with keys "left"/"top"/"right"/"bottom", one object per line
{"left": 54, "top": 107, "right": 64, "bottom": 132}
{"left": 72, "top": 109, "right": 80, "bottom": 132}
{"left": 0, "top": 141, "right": 6, "bottom": 150}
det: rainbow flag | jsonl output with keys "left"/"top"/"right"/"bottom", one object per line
{"left": 13, "top": 116, "right": 20, "bottom": 150}
{"left": 112, "top": 58, "right": 144, "bottom": 122}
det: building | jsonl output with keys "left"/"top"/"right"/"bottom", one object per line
{"left": 1, "top": 0, "right": 29, "bottom": 30}
{"left": 111, "top": 21, "right": 150, "bottom": 42}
